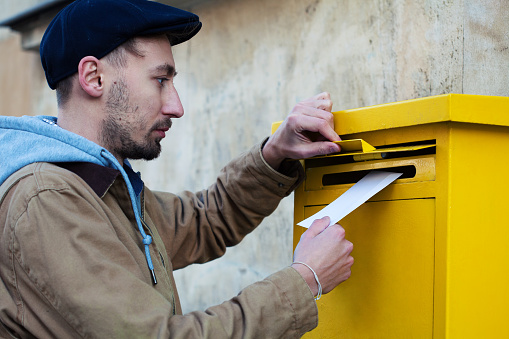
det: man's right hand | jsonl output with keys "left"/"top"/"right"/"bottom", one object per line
{"left": 262, "top": 92, "right": 341, "bottom": 171}
{"left": 291, "top": 216, "right": 354, "bottom": 296}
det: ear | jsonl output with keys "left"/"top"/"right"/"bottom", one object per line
{"left": 78, "top": 56, "right": 104, "bottom": 97}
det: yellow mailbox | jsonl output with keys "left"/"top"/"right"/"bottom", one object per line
{"left": 273, "top": 94, "right": 509, "bottom": 338}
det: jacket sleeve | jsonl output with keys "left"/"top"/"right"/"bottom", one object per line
{"left": 148, "top": 140, "right": 305, "bottom": 269}
{"left": 168, "top": 267, "right": 318, "bottom": 338}
{"left": 6, "top": 183, "right": 317, "bottom": 338}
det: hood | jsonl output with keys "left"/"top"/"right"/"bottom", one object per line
{"left": 0, "top": 115, "right": 158, "bottom": 284}
{"left": 0, "top": 115, "right": 112, "bottom": 185}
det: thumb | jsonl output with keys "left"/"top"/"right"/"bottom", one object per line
{"left": 300, "top": 141, "right": 340, "bottom": 158}
{"left": 306, "top": 216, "right": 331, "bottom": 238}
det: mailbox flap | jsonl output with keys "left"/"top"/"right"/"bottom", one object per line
{"left": 310, "top": 139, "right": 436, "bottom": 159}
{"left": 333, "top": 139, "right": 376, "bottom": 153}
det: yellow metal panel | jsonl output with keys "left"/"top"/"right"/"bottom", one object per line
{"left": 302, "top": 181, "right": 437, "bottom": 207}
{"left": 332, "top": 94, "right": 451, "bottom": 135}
{"left": 271, "top": 94, "right": 509, "bottom": 136}
{"left": 449, "top": 94, "right": 509, "bottom": 126}
{"left": 302, "top": 199, "right": 435, "bottom": 338}
{"left": 311, "top": 139, "right": 435, "bottom": 159}
{"left": 333, "top": 139, "right": 376, "bottom": 153}
{"left": 446, "top": 123, "right": 509, "bottom": 338}
{"left": 305, "top": 155, "right": 436, "bottom": 191}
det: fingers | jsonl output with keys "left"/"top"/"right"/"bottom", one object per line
{"left": 290, "top": 92, "right": 332, "bottom": 120}
{"left": 261, "top": 92, "right": 340, "bottom": 169}
{"left": 294, "top": 99, "right": 333, "bottom": 112}
{"left": 307, "top": 92, "right": 332, "bottom": 111}
{"left": 327, "top": 224, "right": 354, "bottom": 257}
{"left": 309, "top": 91, "right": 332, "bottom": 104}
{"left": 286, "top": 114, "right": 340, "bottom": 144}
{"left": 293, "top": 221, "right": 354, "bottom": 296}
{"left": 285, "top": 114, "right": 341, "bottom": 157}
{"left": 314, "top": 92, "right": 331, "bottom": 100}
{"left": 287, "top": 92, "right": 338, "bottom": 144}
{"left": 290, "top": 106, "right": 335, "bottom": 133}
{"left": 305, "top": 216, "right": 331, "bottom": 238}
{"left": 291, "top": 93, "right": 333, "bottom": 116}
{"left": 298, "top": 141, "right": 341, "bottom": 158}
{"left": 318, "top": 224, "right": 354, "bottom": 293}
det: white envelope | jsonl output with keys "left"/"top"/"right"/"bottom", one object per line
{"left": 297, "top": 171, "right": 402, "bottom": 228}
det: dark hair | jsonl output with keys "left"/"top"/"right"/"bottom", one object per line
{"left": 55, "top": 73, "right": 77, "bottom": 107}
{"left": 55, "top": 38, "right": 145, "bottom": 107}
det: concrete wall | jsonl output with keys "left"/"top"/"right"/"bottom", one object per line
{"left": 0, "top": 1, "right": 57, "bottom": 118}
{"left": 1, "top": 0, "right": 508, "bottom": 314}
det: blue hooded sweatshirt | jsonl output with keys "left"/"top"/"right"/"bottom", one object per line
{"left": 0, "top": 115, "right": 158, "bottom": 283}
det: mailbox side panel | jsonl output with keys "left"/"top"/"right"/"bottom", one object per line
{"left": 446, "top": 123, "right": 509, "bottom": 338}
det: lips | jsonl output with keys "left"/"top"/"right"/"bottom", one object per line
{"left": 153, "top": 127, "right": 169, "bottom": 138}
{"left": 152, "top": 120, "right": 172, "bottom": 139}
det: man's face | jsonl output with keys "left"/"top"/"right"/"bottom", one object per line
{"left": 100, "top": 35, "right": 184, "bottom": 162}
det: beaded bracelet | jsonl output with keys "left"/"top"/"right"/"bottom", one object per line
{"left": 293, "top": 261, "right": 322, "bottom": 300}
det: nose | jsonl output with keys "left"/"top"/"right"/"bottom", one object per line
{"left": 161, "top": 83, "right": 184, "bottom": 118}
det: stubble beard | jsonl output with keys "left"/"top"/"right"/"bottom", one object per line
{"left": 101, "top": 78, "right": 171, "bottom": 161}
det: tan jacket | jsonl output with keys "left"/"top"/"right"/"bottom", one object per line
{"left": 0, "top": 143, "right": 318, "bottom": 338}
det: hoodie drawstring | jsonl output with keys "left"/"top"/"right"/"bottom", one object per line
{"left": 101, "top": 150, "right": 157, "bottom": 285}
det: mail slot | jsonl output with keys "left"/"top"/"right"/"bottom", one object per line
{"left": 272, "top": 94, "right": 509, "bottom": 338}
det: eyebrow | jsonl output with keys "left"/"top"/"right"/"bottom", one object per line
{"left": 152, "top": 63, "right": 177, "bottom": 77}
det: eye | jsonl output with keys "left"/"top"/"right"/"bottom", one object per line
{"left": 157, "top": 78, "right": 169, "bottom": 87}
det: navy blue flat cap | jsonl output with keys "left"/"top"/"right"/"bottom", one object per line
{"left": 40, "top": 0, "right": 202, "bottom": 89}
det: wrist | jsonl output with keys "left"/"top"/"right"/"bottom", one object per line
{"left": 291, "top": 262, "right": 321, "bottom": 300}
{"left": 261, "top": 138, "right": 283, "bottom": 170}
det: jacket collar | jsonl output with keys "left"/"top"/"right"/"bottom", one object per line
{"left": 55, "top": 162, "right": 121, "bottom": 198}
{"left": 55, "top": 161, "right": 145, "bottom": 199}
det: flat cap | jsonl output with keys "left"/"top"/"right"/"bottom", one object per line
{"left": 40, "top": 0, "right": 202, "bottom": 89}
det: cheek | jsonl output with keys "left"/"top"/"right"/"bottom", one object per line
{"left": 138, "top": 89, "right": 163, "bottom": 112}
{"left": 146, "top": 97, "right": 165, "bottom": 118}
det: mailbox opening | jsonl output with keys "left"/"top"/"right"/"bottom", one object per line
{"left": 306, "top": 139, "right": 436, "bottom": 168}
{"left": 322, "top": 165, "right": 417, "bottom": 186}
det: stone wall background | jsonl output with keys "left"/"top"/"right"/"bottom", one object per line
{"left": 1, "top": 0, "right": 508, "bottom": 313}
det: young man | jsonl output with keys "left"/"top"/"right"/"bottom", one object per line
{"left": 0, "top": 0, "right": 353, "bottom": 337}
